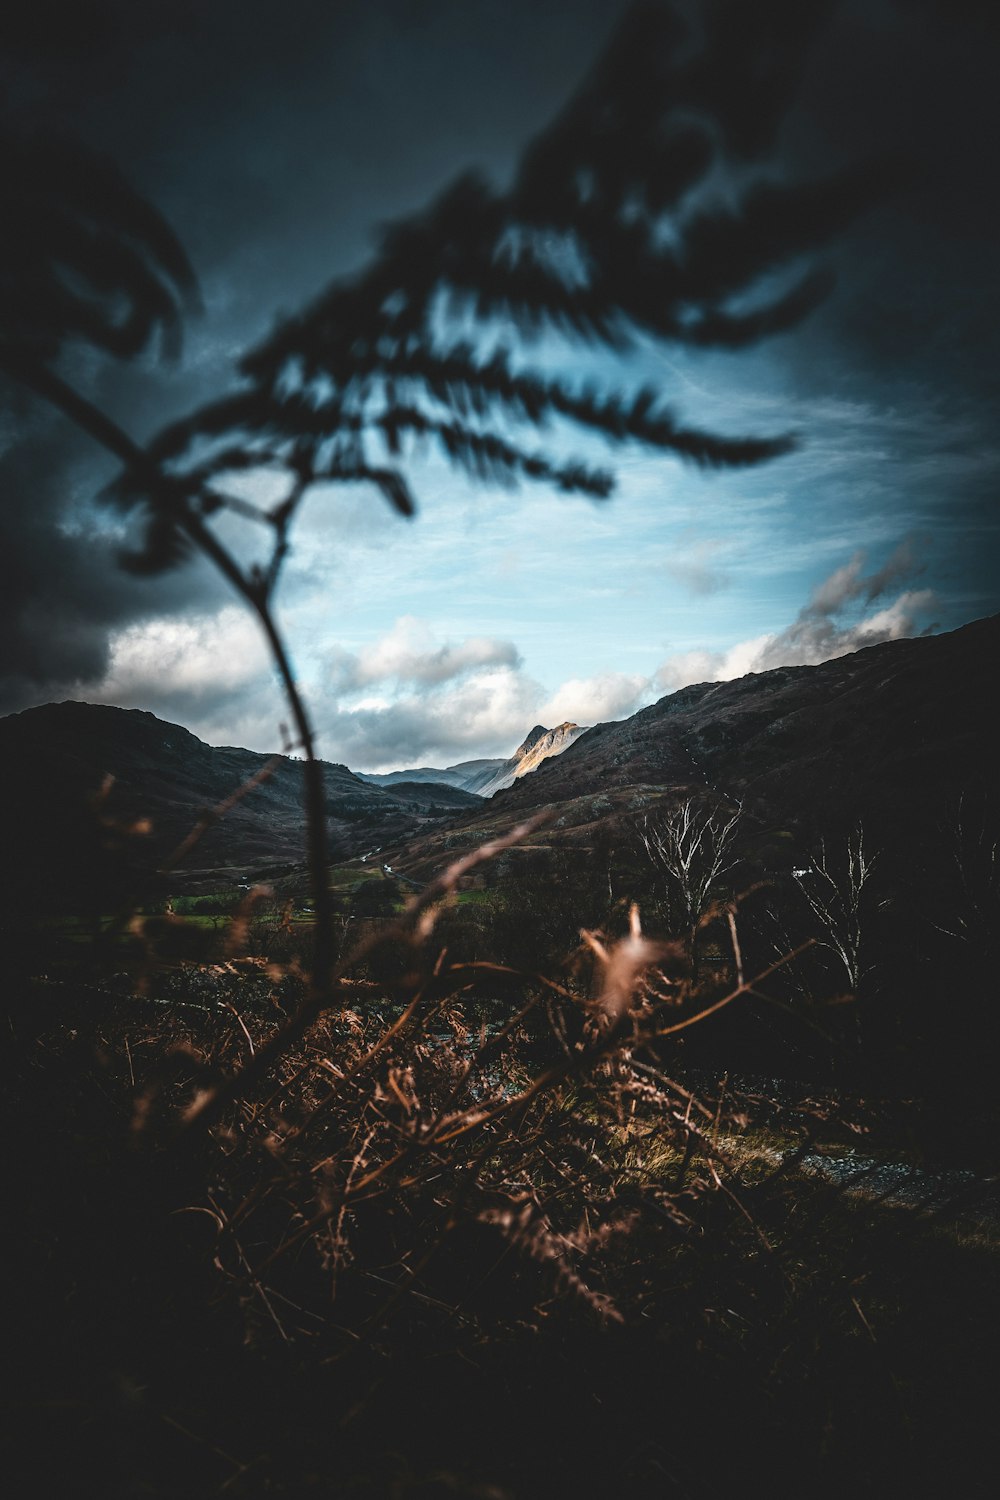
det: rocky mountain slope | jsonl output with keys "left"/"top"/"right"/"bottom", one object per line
{"left": 360, "top": 722, "right": 587, "bottom": 799}
{"left": 476, "top": 722, "right": 588, "bottom": 797}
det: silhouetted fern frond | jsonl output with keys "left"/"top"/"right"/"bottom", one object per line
{"left": 101, "top": 1, "right": 885, "bottom": 580}
{"left": 0, "top": 128, "right": 199, "bottom": 364}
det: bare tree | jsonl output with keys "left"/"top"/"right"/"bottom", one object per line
{"left": 793, "top": 825, "right": 879, "bottom": 993}
{"left": 932, "top": 792, "right": 1000, "bottom": 960}
{"left": 638, "top": 798, "right": 742, "bottom": 958}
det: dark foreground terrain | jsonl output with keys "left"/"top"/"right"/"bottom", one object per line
{"left": 4, "top": 959, "right": 999, "bottom": 1500}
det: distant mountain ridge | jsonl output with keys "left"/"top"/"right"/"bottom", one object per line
{"left": 358, "top": 721, "right": 587, "bottom": 799}
{"left": 358, "top": 757, "right": 505, "bottom": 795}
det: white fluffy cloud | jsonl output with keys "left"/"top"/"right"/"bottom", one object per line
{"left": 316, "top": 662, "right": 545, "bottom": 770}
{"left": 91, "top": 606, "right": 284, "bottom": 748}
{"left": 315, "top": 617, "right": 541, "bottom": 767}
{"left": 327, "top": 615, "right": 521, "bottom": 694}
{"left": 655, "top": 635, "right": 773, "bottom": 693}
{"left": 97, "top": 607, "right": 270, "bottom": 701}
{"left": 540, "top": 671, "right": 650, "bottom": 726}
{"left": 747, "top": 587, "right": 937, "bottom": 673}
{"left": 318, "top": 623, "right": 660, "bottom": 769}
{"left": 802, "top": 535, "right": 927, "bottom": 618}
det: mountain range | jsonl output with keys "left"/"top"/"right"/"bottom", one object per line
{"left": 1, "top": 615, "right": 995, "bottom": 905}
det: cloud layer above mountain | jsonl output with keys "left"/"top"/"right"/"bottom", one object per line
{"left": 58, "top": 539, "right": 939, "bottom": 770}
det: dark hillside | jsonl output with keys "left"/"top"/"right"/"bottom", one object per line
{"left": 377, "top": 616, "right": 997, "bottom": 896}
{"left": 495, "top": 614, "right": 998, "bottom": 833}
{"left": 0, "top": 702, "right": 476, "bottom": 902}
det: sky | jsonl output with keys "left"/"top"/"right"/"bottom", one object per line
{"left": 2, "top": 0, "right": 998, "bottom": 770}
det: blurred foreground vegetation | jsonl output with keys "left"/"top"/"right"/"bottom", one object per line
{"left": 5, "top": 809, "right": 999, "bottom": 1497}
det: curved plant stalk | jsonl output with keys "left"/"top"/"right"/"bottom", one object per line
{"left": 0, "top": 345, "right": 339, "bottom": 1009}
{"left": 2, "top": 0, "right": 882, "bottom": 1123}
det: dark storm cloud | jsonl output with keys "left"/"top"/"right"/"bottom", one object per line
{"left": 770, "top": 0, "right": 1000, "bottom": 625}
{"left": 1, "top": 1, "right": 628, "bottom": 294}
{"left": 779, "top": 0, "right": 1000, "bottom": 396}
{"left": 0, "top": 413, "right": 228, "bottom": 703}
